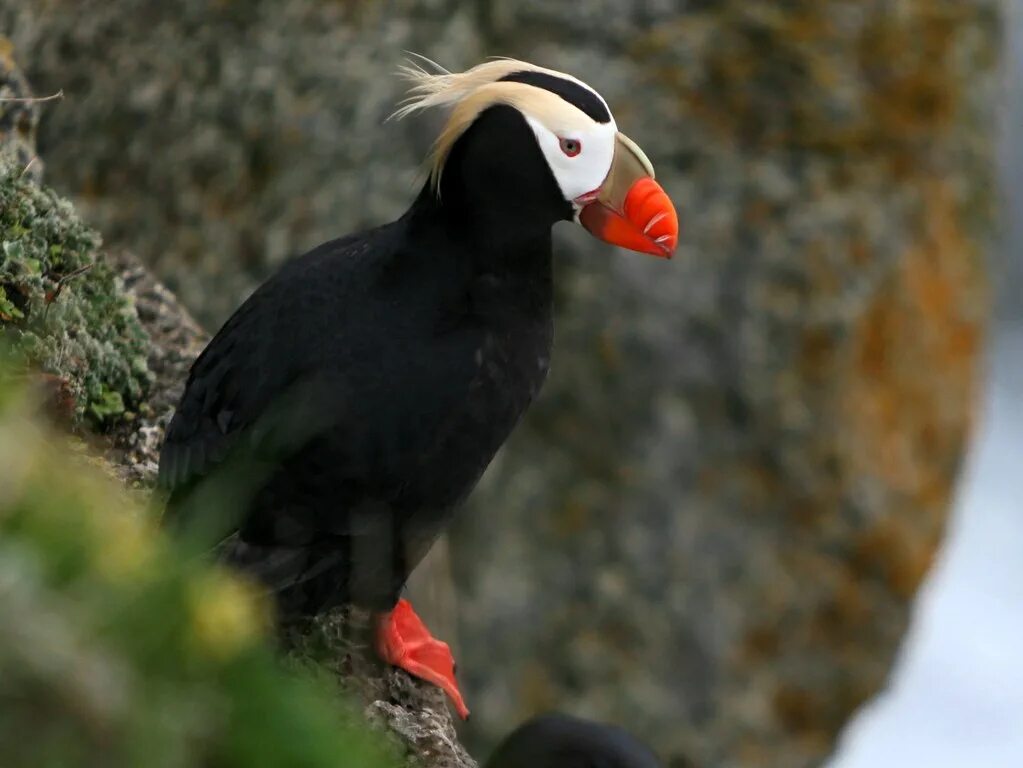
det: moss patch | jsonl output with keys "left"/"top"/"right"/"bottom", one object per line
{"left": 0, "top": 161, "right": 152, "bottom": 428}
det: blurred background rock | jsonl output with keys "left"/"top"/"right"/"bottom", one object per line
{"left": 0, "top": 2, "right": 1002, "bottom": 767}
{"left": 829, "top": 6, "right": 1023, "bottom": 765}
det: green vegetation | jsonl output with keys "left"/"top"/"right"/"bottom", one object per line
{"left": 0, "top": 160, "right": 151, "bottom": 428}
{"left": 0, "top": 365, "right": 397, "bottom": 768}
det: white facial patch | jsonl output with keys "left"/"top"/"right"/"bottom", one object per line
{"left": 524, "top": 115, "right": 618, "bottom": 205}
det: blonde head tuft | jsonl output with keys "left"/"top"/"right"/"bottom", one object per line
{"left": 392, "top": 56, "right": 610, "bottom": 191}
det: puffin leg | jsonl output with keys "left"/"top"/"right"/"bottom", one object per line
{"left": 374, "top": 598, "right": 469, "bottom": 720}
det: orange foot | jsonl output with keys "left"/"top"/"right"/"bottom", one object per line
{"left": 375, "top": 598, "right": 470, "bottom": 720}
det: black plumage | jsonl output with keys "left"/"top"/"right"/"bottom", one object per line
{"left": 160, "top": 59, "right": 676, "bottom": 719}
{"left": 159, "top": 104, "right": 567, "bottom": 617}
{"left": 485, "top": 714, "right": 661, "bottom": 768}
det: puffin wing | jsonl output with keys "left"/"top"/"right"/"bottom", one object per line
{"left": 157, "top": 234, "right": 369, "bottom": 519}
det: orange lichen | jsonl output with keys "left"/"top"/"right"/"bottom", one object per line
{"left": 772, "top": 684, "right": 823, "bottom": 734}
{"left": 812, "top": 570, "right": 870, "bottom": 637}
{"left": 729, "top": 169, "right": 983, "bottom": 758}
{"left": 859, "top": 5, "right": 965, "bottom": 142}
{"left": 741, "top": 623, "right": 782, "bottom": 662}
{"left": 852, "top": 518, "right": 938, "bottom": 599}
{"left": 798, "top": 327, "right": 838, "bottom": 382}
{"left": 632, "top": 0, "right": 981, "bottom": 177}
{"left": 843, "top": 178, "right": 983, "bottom": 513}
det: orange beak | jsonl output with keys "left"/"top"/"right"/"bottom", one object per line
{"left": 577, "top": 133, "right": 678, "bottom": 258}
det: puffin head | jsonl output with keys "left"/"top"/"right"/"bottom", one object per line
{"left": 394, "top": 57, "right": 678, "bottom": 258}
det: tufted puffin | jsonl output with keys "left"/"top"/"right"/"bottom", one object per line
{"left": 485, "top": 714, "right": 661, "bottom": 768}
{"left": 158, "top": 57, "right": 678, "bottom": 720}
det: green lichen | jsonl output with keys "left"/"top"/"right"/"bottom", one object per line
{"left": 0, "top": 160, "right": 152, "bottom": 428}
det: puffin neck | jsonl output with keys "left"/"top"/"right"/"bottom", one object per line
{"left": 405, "top": 181, "right": 551, "bottom": 266}
{"left": 407, "top": 104, "right": 569, "bottom": 273}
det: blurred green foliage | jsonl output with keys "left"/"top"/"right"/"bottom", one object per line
{"left": 0, "top": 160, "right": 151, "bottom": 428}
{"left": 0, "top": 363, "right": 397, "bottom": 768}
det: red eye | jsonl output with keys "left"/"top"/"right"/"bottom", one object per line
{"left": 559, "top": 137, "right": 582, "bottom": 157}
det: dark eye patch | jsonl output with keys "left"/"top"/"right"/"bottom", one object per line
{"left": 498, "top": 70, "right": 612, "bottom": 124}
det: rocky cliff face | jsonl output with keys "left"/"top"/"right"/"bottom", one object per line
{"left": 3, "top": 2, "right": 1001, "bottom": 766}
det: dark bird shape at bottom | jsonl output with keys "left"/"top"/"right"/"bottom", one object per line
{"left": 485, "top": 714, "right": 661, "bottom": 768}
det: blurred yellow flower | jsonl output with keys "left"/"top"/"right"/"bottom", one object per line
{"left": 188, "top": 574, "right": 270, "bottom": 659}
